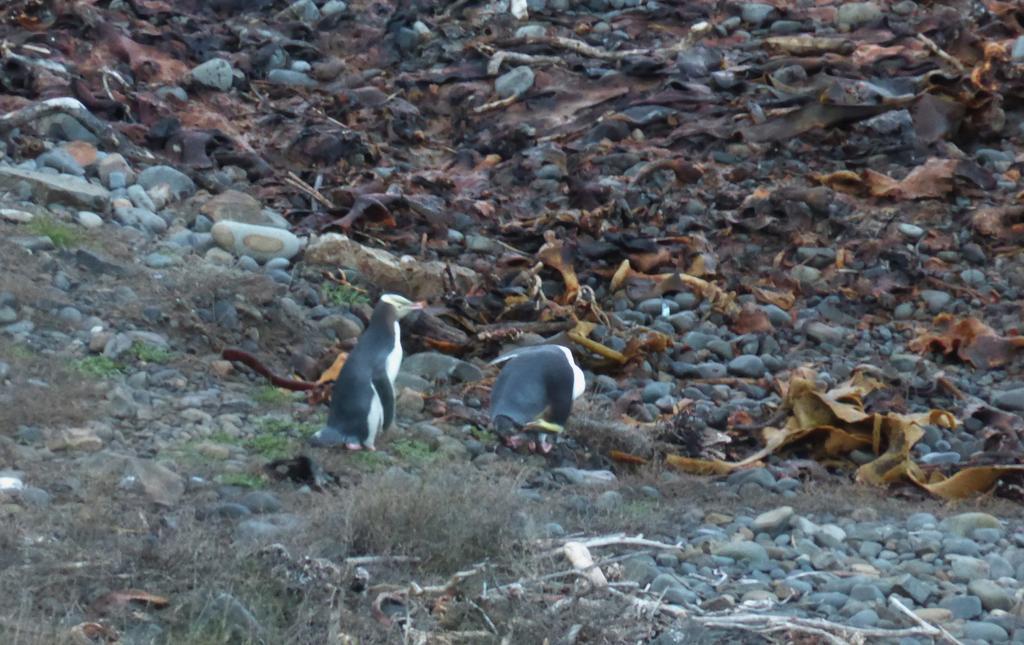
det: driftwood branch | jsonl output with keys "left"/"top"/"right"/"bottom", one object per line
{"left": 0, "top": 97, "right": 153, "bottom": 160}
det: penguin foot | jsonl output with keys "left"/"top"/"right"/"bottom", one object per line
{"left": 344, "top": 443, "right": 363, "bottom": 451}
{"left": 503, "top": 434, "right": 525, "bottom": 450}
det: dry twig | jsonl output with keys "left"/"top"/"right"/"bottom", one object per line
{"left": 916, "top": 33, "right": 966, "bottom": 73}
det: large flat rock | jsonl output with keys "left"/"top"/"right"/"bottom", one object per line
{"left": 304, "top": 233, "right": 479, "bottom": 301}
{"left": 0, "top": 167, "right": 110, "bottom": 211}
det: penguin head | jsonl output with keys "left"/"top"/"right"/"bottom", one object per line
{"left": 379, "top": 293, "right": 426, "bottom": 319}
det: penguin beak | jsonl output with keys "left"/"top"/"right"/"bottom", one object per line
{"left": 412, "top": 300, "right": 427, "bottom": 310}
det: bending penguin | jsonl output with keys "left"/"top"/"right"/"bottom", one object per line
{"left": 310, "top": 293, "right": 424, "bottom": 451}
{"left": 489, "top": 344, "right": 586, "bottom": 454}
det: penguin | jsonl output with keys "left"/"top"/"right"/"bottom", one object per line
{"left": 310, "top": 293, "right": 424, "bottom": 451}
{"left": 489, "top": 344, "right": 586, "bottom": 454}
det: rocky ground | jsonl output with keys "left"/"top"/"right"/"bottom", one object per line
{"left": 3, "top": 0, "right": 1024, "bottom": 643}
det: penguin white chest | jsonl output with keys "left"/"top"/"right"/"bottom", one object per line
{"left": 365, "top": 383, "right": 385, "bottom": 448}
{"left": 555, "top": 345, "right": 586, "bottom": 400}
{"left": 384, "top": 320, "right": 402, "bottom": 385}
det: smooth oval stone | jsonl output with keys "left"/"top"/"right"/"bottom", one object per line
{"left": 211, "top": 221, "right": 300, "bottom": 262}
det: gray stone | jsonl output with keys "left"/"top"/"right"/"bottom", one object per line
{"left": 907, "top": 513, "right": 937, "bottom": 530}
{"left": 791, "top": 265, "right": 821, "bottom": 284}
{"left": 848, "top": 608, "right": 879, "bottom": 628}
{"left": 622, "top": 555, "right": 660, "bottom": 586}
{"left": 322, "top": 0, "right": 346, "bottom": 14}
{"left": 127, "top": 184, "right": 157, "bottom": 211}
{"left": 816, "top": 524, "right": 847, "bottom": 548}
{"left": 401, "top": 352, "right": 483, "bottom": 383}
{"left": 76, "top": 211, "right": 103, "bottom": 228}
{"left": 920, "top": 290, "right": 951, "bottom": 313}
{"left": 238, "top": 491, "right": 282, "bottom": 514}
{"left": 196, "top": 503, "right": 252, "bottom": 520}
{"left": 968, "top": 579, "right": 1013, "bottom": 611}
{"left": 137, "top": 165, "right": 196, "bottom": 200}
{"left": 712, "top": 541, "right": 769, "bottom": 567}
{"left": 894, "top": 302, "right": 915, "bottom": 320}
{"left": 964, "top": 621, "right": 1009, "bottom": 642}
{"left": 515, "top": 24, "right": 547, "bottom": 39}
{"left": 18, "top": 486, "right": 51, "bottom": 507}
{"left": 898, "top": 223, "right": 924, "bottom": 239}
{"left": 211, "top": 221, "right": 300, "bottom": 262}
{"left": 920, "top": 451, "right": 961, "bottom": 465}
{"left": 941, "top": 513, "right": 1002, "bottom": 537}
{"left": 804, "top": 321, "right": 845, "bottom": 345}
{"left": 191, "top": 58, "right": 235, "bottom": 91}
{"left": 683, "top": 331, "right": 718, "bottom": 350}
{"left": 495, "top": 66, "right": 535, "bottom": 99}
{"left": 550, "top": 468, "right": 616, "bottom": 486}
{"left": 642, "top": 381, "right": 673, "bottom": 403}
{"left": 727, "top": 467, "right": 775, "bottom": 489}
{"left": 940, "top": 594, "right": 983, "bottom": 619}
{"left": 37, "top": 148, "right": 85, "bottom": 176}
{"left": 0, "top": 167, "right": 110, "bottom": 210}
{"left": 287, "top": 0, "right": 320, "bottom": 20}
{"left": 728, "top": 355, "right": 766, "bottom": 377}
{"left": 235, "top": 514, "right": 303, "bottom": 542}
{"left": 949, "top": 555, "right": 989, "bottom": 581}
{"left": 993, "top": 388, "right": 1024, "bottom": 412}
{"left": 267, "top": 69, "right": 317, "bottom": 87}
{"left": 961, "top": 268, "right": 986, "bottom": 286}
{"left": 752, "top": 506, "right": 794, "bottom": 532}
{"left": 595, "top": 490, "right": 623, "bottom": 511}
{"left": 143, "top": 252, "right": 180, "bottom": 268}
{"left": 837, "top": 2, "right": 881, "bottom": 30}
{"left": 741, "top": 3, "right": 776, "bottom": 26}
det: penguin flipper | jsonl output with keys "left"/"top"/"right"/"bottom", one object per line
{"left": 372, "top": 366, "right": 395, "bottom": 431}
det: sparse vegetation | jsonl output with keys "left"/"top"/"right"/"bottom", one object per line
{"left": 215, "top": 472, "right": 265, "bottom": 489}
{"left": 322, "top": 282, "right": 370, "bottom": 307}
{"left": 73, "top": 355, "right": 122, "bottom": 377}
{"left": 26, "top": 215, "right": 82, "bottom": 248}
{"left": 252, "top": 385, "right": 293, "bottom": 407}
{"left": 129, "top": 341, "right": 174, "bottom": 364}
{"left": 243, "top": 416, "right": 321, "bottom": 459}
{"left": 317, "top": 465, "right": 532, "bottom": 574}
{"left": 389, "top": 437, "right": 437, "bottom": 463}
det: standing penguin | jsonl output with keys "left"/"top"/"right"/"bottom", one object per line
{"left": 310, "top": 293, "right": 424, "bottom": 451}
{"left": 489, "top": 344, "right": 586, "bottom": 453}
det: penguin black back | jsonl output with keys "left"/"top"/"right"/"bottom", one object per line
{"left": 489, "top": 345, "right": 583, "bottom": 430}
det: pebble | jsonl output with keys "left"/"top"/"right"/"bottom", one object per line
{"left": 712, "top": 541, "right": 769, "bottom": 567}
{"left": 963, "top": 621, "right": 1009, "bottom": 642}
{"left": 967, "top": 579, "right": 1013, "bottom": 610}
{"left": 76, "top": 211, "right": 103, "bottom": 228}
{"left": 191, "top": 58, "right": 235, "bottom": 91}
{"left": 136, "top": 165, "right": 196, "bottom": 200}
{"left": 642, "top": 381, "right": 673, "bottom": 403}
{"left": 898, "top": 223, "right": 924, "bottom": 239}
{"left": 993, "top": 388, "right": 1024, "bottom": 412}
{"left": 803, "top": 321, "right": 844, "bottom": 345}
{"left": 727, "top": 355, "right": 765, "bottom": 378}
{"left": 495, "top": 66, "right": 535, "bottom": 99}
{"left": 741, "top": 3, "right": 777, "bottom": 26}
{"left": 37, "top": 148, "right": 85, "bottom": 176}
{"left": 211, "top": 221, "right": 300, "bottom": 262}
{"left": 941, "top": 513, "right": 1001, "bottom": 537}
{"left": 920, "top": 290, "right": 951, "bottom": 313}
{"left": 752, "top": 506, "right": 793, "bottom": 532}
{"left": 267, "top": 69, "right": 317, "bottom": 87}
{"left": 837, "top": 2, "right": 881, "bottom": 30}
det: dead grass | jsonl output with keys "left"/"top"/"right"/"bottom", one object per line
{"left": 308, "top": 465, "right": 536, "bottom": 575}
{"left": 0, "top": 345, "right": 101, "bottom": 430}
